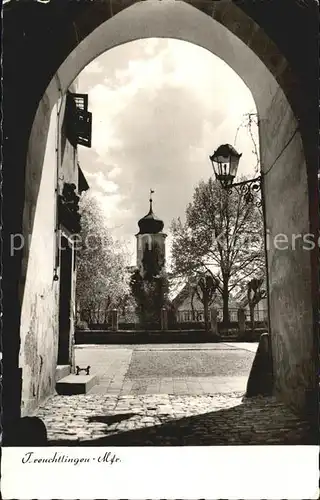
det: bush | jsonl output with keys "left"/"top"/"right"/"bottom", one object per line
{"left": 76, "top": 320, "right": 89, "bottom": 330}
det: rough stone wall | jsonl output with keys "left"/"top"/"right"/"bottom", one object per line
{"left": 19, "top": 102, "right": 60, "bottom": 416}
{"left": 19, "top": 92, "right": 79, "bottom": 415}
{"left": 258, "top": 83, "right": 316, "bottom": 415}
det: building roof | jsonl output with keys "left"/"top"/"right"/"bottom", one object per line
{"left": 171, "top": 282, "right": 192, "bottom": 308}
{"left": 78, "top": 165, "right": 89, "bottom": 193}
{"left": 171, "top": 280, "right": 224, "bottom": 309}
{"left": 233, "top": 275, "right": 267, "bottom": 307}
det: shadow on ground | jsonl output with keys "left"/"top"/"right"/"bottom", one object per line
{"left": 87, "top": 413, "right": 137, "bottom": 425}
{"left": 48, "top": 399, "right": 316, "bottom": 446}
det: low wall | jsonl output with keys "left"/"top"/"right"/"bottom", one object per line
{"left": 76, "top": 330, "right": 220, "bottom": 344}
{"left": 75, "top": 329, "right": 265, "bottom": 345}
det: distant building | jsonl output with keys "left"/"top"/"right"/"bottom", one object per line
{"left": 171, "top": 281, "right": 223, "bottom": 322}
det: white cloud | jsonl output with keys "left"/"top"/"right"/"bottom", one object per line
{"left": 108, "top": 166, "right": 122, "bottom": 179}
{"left": 84, "top": 59, "right": 104, "bottom": 74}
{"left": 85, "top": 171, "right": 119, "bottom": 193}
{"left": 77, "top": 38, "right": 259, "bottom": 265}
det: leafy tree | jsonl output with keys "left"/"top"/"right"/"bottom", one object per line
{"left": 76, "top": 192, "right": 130, "bottom": 321}
{"left": 130, "top": 241, "right": 169, "bottom": 328}
{"left": 171, "top": 177, "right": 265, "bottom": 324}
{"left": 142, "top": 242, "right": 163, "bottom": 280}
{"left": 130, "top": 268, "right": 169, "bottom": 327}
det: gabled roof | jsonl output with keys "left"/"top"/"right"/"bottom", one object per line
{"left": 234, "top": 274, "right": 267, "bottom": 307}
{"left": 171, "top": 282, "right": 193, "bottom": 308}
{"left": 171, "top": 280, "right": 224, "bottom": 308}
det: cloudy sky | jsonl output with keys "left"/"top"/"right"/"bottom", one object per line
{"left": 77, "top": 38, "right": 259, "bottom": 265}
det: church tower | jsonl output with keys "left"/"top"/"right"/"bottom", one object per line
{"left": 136, "top": 190, "right": 167, "bottom": 278}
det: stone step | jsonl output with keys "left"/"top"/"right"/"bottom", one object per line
{"left": 56, "top": 374, "right": 98, "bottom": 395}
{"left": 55, "top": 364, "right": 71, "bottom": 382}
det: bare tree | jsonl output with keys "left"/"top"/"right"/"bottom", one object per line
{"left": 191, "top": 271, "right": 219, "bottom": 331}
{"left": 234, "top": 112, "right": 260, "bottom": 174}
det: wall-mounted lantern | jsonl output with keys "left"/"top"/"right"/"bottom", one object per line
{"left": 209, "top": 143, "right": 262, "bottom": 205}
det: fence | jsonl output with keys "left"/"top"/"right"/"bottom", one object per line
{"left": 79, "top": 307, "right": 111, "bottom": 326}
{"left": 78, "top": 306, "right": 268, "bottom": 329}
{"left": 176, "top": 308, "right": 267, "bottom": 323}
{"left": 78, "top": 307, "right": 139, "bottom": 328}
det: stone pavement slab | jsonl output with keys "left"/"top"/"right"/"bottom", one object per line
{"left": 224, "top": 342, "right": 259, "bottom": 353}
{"left": 56, "top": 374, "right": 98, "bottom": 394}
{"left": 75, "top": 346, "right": 133, "bottom": 394}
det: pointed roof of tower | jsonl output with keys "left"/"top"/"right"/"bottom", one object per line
{"left": 137, "top": 189, "right": 164, "bottom": 235}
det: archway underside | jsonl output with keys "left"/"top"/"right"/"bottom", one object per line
{"left": 3, "top": 0, "right": 318, "bottom": 423}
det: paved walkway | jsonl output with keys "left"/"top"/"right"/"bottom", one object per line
{"left": 75, "top": 343, "right": 257, "bottom": 396}
{"left": 76, "top": 347, "right": 133, "bottom": 395}
{"left": 224, "top": 342, "right": 259, "bottom": 353}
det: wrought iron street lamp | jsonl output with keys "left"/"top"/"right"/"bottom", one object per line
{"left": 209, "top": 143, "right": 270, "bottom": 332}
{"left": 209, "top": 143, "right": 262, "bottom": 205}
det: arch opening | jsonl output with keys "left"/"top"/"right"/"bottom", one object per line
{"left": 4, "top": 0, "right": 318, "bottom": 430}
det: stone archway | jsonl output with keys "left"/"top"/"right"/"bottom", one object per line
{"left": 3, "top": 0, "right": 318, "bottom": 428}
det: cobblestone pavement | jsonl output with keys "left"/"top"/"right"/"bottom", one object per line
{"left": 34, "top": 344, "right": 315, "bottom": 445}
{"left": 75, "top": 343, "right": 257, "bottom": 396}
{"left": 35, "top": 393, "right": 314, "bottom": 445}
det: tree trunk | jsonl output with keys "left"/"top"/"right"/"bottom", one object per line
{"left": 191, "top": 290, "right": 196, "bottom": 321}
{"left": 222, "top": 283, "right": 229, "bottom": 325}
{"left": 249, "top": 303, "right": 255, "bottom": 337}
{"left": 203, "top": 295, "right": 209, "bottom": 332}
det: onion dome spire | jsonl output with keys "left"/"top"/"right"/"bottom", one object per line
{"left": 137, "top": 189, "right": 164, "bottom": 234}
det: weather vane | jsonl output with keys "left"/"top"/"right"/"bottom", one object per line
{"left": 149, "top": 188, "right": 155, "bottom": 210}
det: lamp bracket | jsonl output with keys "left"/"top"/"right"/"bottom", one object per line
{"left": 226, "top": 176, "right": 262, "bottom": 207}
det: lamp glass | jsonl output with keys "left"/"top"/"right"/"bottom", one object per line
{"left": 230, "top": 154, "right": 240, "bottom": 178}
{"left": 209, "top": 145, "right": 242, "bottom": 188}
